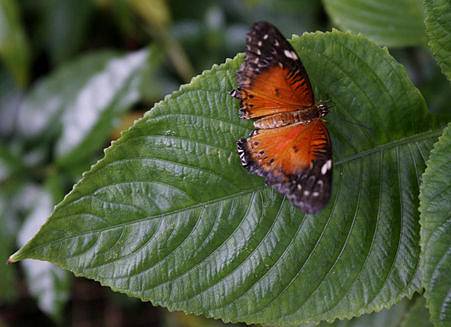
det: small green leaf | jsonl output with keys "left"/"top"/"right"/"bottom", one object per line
{"left": 11, "top": 31, "right": 444, "bottom": 325}
{"left": 323, "top": 0, "right": 426, "bottom": 47}
{"left": 54, "top": 48, "right": 151, "bottom": 166}
{"left": 424, "top": 0, "right": 451, "bottom": 81}
{"left": 0, "top": 195, "right": 18, "bottom": 302}
{"left": 0, "top": 0, "right": 30, "bottom": 86}
{"left": 420, "top": 122, "right": 451, "bottom": 327}
{"left": 17, "top": 51, "right": 117, "bottom": 139}
{"left": 129, "top": 0, "right": 171, "bottom": 30}
{"left": 17, "top": 185, "right": 70, "bottom": 322}
{"left": 17, "top": 48, "right": 159, "bottom": 167}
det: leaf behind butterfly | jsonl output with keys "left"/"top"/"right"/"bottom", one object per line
{"left": 323, "top": 0, "right": 426, "bottom": 47}
{"left": 10, "top": 31, "right": 445, "bottom": 325}
{"left": 419, "top": 123, "right": 451, "bottom": 327}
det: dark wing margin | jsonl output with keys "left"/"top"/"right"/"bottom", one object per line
{"left": 231, "top": 21, "right": 315, "bottom": 119}
{"left": 280, "top": 154, "right": 333, "bottom": 215}
{"left": 237, "top": 120, "right": 332, "bottom": 214}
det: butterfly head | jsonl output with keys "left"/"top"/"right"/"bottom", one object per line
{"left": 316, "top": 102, "right": 329, "bottom": 118}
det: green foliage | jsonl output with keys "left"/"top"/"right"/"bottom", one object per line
{"left": 16, "top": 51, "right": 117, "bottom": 140}
{"left": 0, "top": 196, "right": 18, "bottom": 302}
{"left": 16, "top": 47, "right": 162, "bottom": 168}
{"left": 42, "top": 0, "right": 94, "bottom": 65}
{"left": 0, "top": 0, "right": 30, "bottom": 86}
{"left": 323, "top": 0, "right": 426, "bottom": 47}
{"left": 400, "top": 297, "right": 433, "bottom": 327}
{"left": 2, "top": 0, "right": 451, "bottom": 326}
{"left": 16, "top": 185, "right": 70, "bottom": 321}
{"left": 420, "top": 123, "right": 451, "bottom": 327}
{"left": 424, "top": 0, "right": 451, "bottom": 81}
{"left": 11, "top": 31, "right": 445, "bottom": 326}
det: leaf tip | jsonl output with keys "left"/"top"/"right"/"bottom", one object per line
{"left": 7, "top": 252, "right": 20, "bottom": 264}
{"left": 8, "top": 245, "right": 31, "bottom": 264}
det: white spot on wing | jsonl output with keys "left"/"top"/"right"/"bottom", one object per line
{"left": 263, "top": 34, "right": 268, "bottom": 39}
{"left": 284, "top": 50, "right": 298, "bottom": 60}
{"left": 304, "top": 190, "right": 310, "bottom": 196}
{"left": 321, "top": 160, "right": 332, "bottom": 175}
{"left": 257, "top": 41, "right": 262, "bottom": 46}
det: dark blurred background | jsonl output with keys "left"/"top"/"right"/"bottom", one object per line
{"left": 0, "top": 0, "right": 448, "bottom": 326}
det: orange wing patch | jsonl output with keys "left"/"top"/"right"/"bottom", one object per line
{"left": 238, "top": 66, "right": 314, "bottom": 119}
{"left": 241, "top": 120, "right": 330, "bottom": 177}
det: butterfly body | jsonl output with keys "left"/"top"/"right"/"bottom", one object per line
{"left": 253, "top": 103, "right": 328, "bottom": 129}
{"left": 232, "top": 21, "right": 333, "bottom": 214}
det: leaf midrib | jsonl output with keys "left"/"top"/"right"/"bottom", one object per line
{"left": 335, "top": 129, "right": 442, "bottom": 165}
{"left": 17, "top": 128, "right": 442, "bottom": 261}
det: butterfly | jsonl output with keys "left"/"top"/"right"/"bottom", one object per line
{"left": 230, "top": 21, "right": 332, "bottom": 214}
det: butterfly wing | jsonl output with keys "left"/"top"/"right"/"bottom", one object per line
{"left": 232, "top": 21, "right": 314, "bottom": 119}
{"left": 237, "top": 119, "right": 332, "bottom": 214}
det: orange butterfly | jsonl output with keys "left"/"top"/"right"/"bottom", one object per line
{"left": 231, "top": 21, "right": 332, "bottom": 214}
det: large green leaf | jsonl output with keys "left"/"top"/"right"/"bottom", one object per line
{"left": 424, "top": 0, "right": 451, "bottom": 81}
{"left": 10, "top": 31, "right": 444, "bottom": 325}
{"left": 419, "top": 123, "right": 451, "bottom": 327}
{"left": 323, "top": 0, "right": 426, "bottom": 47}
{"left": 0, "top": 0, "right": 30, "bottom": 86}
{"left": 17, "top": 48, "right": 159, "bottom": 167}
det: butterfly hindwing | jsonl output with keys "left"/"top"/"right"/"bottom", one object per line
{"left": 232, "top": 21, "right": 314, "bottom": 119}
{"left": 237, "top": 120, "right": 332, "bottom": 214}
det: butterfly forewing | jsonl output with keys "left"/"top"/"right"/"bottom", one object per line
{"left": 233, "top": 21, "right": 333, "bottom": 214}
{"left": 233, "top": 21, "right": 315, "bottom": 119}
